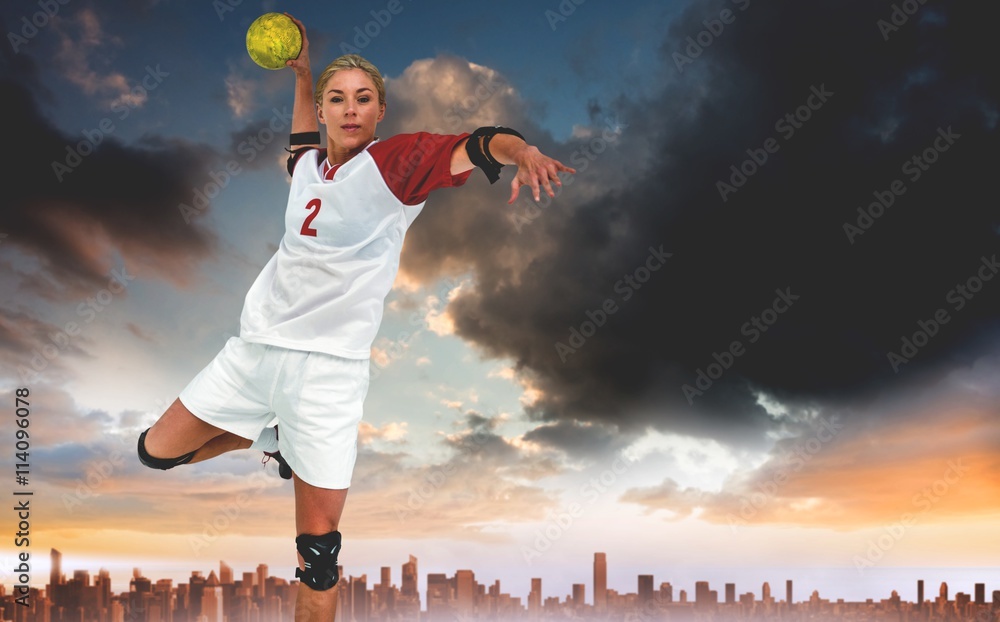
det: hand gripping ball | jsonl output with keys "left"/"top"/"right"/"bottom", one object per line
{"left": 246, "top": 13, "right": 302, "bottom": 70}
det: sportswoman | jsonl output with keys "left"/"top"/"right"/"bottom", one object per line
{"left": 137, "top": 14, "right": 574, "bottom": 622}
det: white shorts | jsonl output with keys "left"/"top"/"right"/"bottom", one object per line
{"left": 178, "top": 336, "right": 370, "bottom": 489}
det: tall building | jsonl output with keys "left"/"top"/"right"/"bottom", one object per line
{"left": 762, "top": 582, "right": 772, "bottom": 603}
{"left": 257, "top": 564, "right": 269, "bottom": 600}
{"left": 787, "top": 579, "right": 793, "bottom": 608}
{"left": 695, "top": 581, "right": 711, "bottom": 610}
{"left": 188, "top": 570, "right": 206, "bottom": 619}
{"left": 427, "top": 573, "right": 451, "bottom": 615}
{"left": 529, "top": 578, "right": 542, "bottom": 615}
{"left": 975, "top": 583, "right": 985, "bottom": 605}
{"left": 401, "top": 556, "right": 418, "bottom": 597}
{"left": 202, "top": 571, "right": 223, "bottom": 622}
{"left": 638, "top": 575, "right": 654, "bottom": 604}
{"left": 397, "top": 556, "right": 420, "bottom": 617}
{"left": 456, "top": 570, "right": 476, "bottom": 614}
{"left": 940, "top": 582, "right": 948, "bottom": 601}
{"left": 219, "top": 561, "right": 233, "bottom": 586}
{"left": 241, "top": 571, "right": 256, "bottom": 598}
{"left": 49, "top": 549, "right": 63, "bottom": 592}
{"left": 95, "top": 568, "right": 112, "bottom": 613}
{"left": 660, "top": 582, "right": 673, "bottom": 603}
{"left": 725, "top": 583, "right": 736, "bottom": 604}
{"left": 918, "top": 580, "right": 924, "bottom": 610}
{"left": 351, "top": 574, "right": 369, "bottom": 622}
{"left": 594, "top": 553, "right": 607, "bottom": 612}
{"left": 572, "top": 584, "right": 585, "bottom": 608}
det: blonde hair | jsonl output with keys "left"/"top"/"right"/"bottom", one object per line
{"left": 314, "top": 54, "right": 386, "bottom": 108}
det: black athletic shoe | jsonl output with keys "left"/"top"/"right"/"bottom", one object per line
{"left": 263, "top": 450, "right": 293, "bottom": 480}
{"left": 261, "top": 425, "right": 292, "bottom": 480}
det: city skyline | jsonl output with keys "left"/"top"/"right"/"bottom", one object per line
{"left": 2, "top": 549, "right": 997, "bottom": 622}
{"left": 4, "top": 550, "right": 998, "bottom": 610}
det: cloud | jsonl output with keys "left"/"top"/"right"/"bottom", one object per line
{"left": 343, "top": 412, "right": 566, "bottom": 539}
{"left": 359, "top": 420, "right": 409, "bottom": 445}
{"left": 521, "top": 420, "right": 622, "bottom": 457}
{"left": 31, "top": 405, "right": 568, "bottom": 544}
{"left": 225, "top": 68, "right": 256, "bottom": 119}
{"left": 52, "top": 8, "right": 131, "bottom": 104}
{"left": 621, "top": 360, "right": 1000, "bottom": 528}
{"left": 0, "top": 58, "right": 219, "bottom": 299}
{"left": 366, "top": 1, "right": 1000, "bottom": 451}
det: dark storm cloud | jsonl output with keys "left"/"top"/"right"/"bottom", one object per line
{"left": 413, "top": 0, "right": 1000, "bottom": 445}
{"left": 522, "top": 420, "right": 623, "bottom": 456}
{"left": 0, "top": 50, "right": 218, "bottom": 297}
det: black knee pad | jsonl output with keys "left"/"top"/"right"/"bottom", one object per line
{"left": 295, "top": 531, "right": 342, "bottom": 591}
{"left": 137, "top": 429, "right": 196, "bottom": 470}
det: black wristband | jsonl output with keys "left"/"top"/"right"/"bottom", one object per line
{"left": 290, "top": 131, "right": 321, "bottom": 146}
{"left": 466, "top": 126, "right": 525, "bottom": 184}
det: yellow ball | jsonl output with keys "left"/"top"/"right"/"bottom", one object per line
{"left": 246, "top": 13, "right": 302, "bottom": 70}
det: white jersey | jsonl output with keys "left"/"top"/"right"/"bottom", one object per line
{"left": 239, "top": 132, "right": 472, "bottom": 359}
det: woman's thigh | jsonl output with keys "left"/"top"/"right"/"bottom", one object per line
{"left": 144, "top": 398, "right": 229, "bottom": 458}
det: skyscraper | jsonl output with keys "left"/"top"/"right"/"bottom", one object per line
{"left": 456, "top": 570, "right": 475, "bottom": 614}
{"left": 594, "top": 552, "right": 607, "bottom": 611}
{"left": 257, "top": 564, "right": 269, "bottom": 600}
{"left": 661, "top": 582, "right": 674, "bottom": 603}
{"left": 219, "top": 561, "right": 233, "bottom": 586}
{"left": 352, "top": 574, "right": 369, "bottom": 622}
{"left": 639, "top": 575, "right": 654, "bottom": 604}
{"left": 202, "top": 571, "right": 223, "bottom": 622}
{"left": 427, "top": 573, "right": 451, "bottom": 615}
{"left": 396, "top": 555, "right": 420, "bottom": 617}
{"left": 975, "top": 583, "right": 985, "bottom": 605}
{"left": 725, "top": 583, "right": 736, "bottom": 604}
{"left": 695, "top": 581, "right": 711, "bottom": 610}
{"left": 787, "top": 579, "right": 793, "bottom": 609}
{"left": 401, "top": 555, "right": 418, "bottom": 598}
{"left": 529, "top": 577, "right": 542, "bottom": 614}
{"left": 572, "top": 584, "right": 585, "bottom": 609}
{"left": 49, "top": 549, "right": 63, "bottom": 591}
{"left": 918, "top": 580, "right": 924, "bottom": 610}
{"left": 187, "top": 570, "right": 206, "bottom": 619}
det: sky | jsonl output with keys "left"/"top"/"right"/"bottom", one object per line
{"left": 1, "top": 0, "right": 999, "bottom": 606}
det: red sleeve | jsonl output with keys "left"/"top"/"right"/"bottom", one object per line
{"left": 368, "top": 132, "right": 474, "bottom": 205}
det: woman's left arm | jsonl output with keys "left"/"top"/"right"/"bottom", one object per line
{"left": 451, "top": 134, "right": 577, "bottom": 204}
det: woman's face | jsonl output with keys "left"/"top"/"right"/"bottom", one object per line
{"left": 317, "top": 68, "right": 385, "bottom": 152}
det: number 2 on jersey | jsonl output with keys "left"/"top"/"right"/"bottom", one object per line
{"left": 301, "top": 198, "right": 320, "bottom": 237}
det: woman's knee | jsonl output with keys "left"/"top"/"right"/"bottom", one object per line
{"left": 138, "top": 399, "right": 220, "bottom": 468}
{"left": 137, "top": 427, "right": 196, "bottom": 470}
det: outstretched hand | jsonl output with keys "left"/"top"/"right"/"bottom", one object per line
{"left": 508, "top": 145, "right": 577, "bottom": 204}
{"left": 284, "top": 13, "right": 311, "bottom": 77}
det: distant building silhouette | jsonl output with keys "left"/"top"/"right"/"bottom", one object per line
{"left": 202, "top": 570, "right": 223, "bottom": 622}
{"left": 594, "top": 552, "right": 607, "bottom": 612}
{"left": 638, "top": 575, "right": 654, "bottom": 604}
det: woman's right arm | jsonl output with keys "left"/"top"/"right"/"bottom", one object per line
{"left": 284, "top": 14, "right": 320, "bottom": 148}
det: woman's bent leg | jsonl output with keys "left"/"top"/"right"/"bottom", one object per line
{"left": 142, "top": 398, "right": 251, "bottom": 465}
